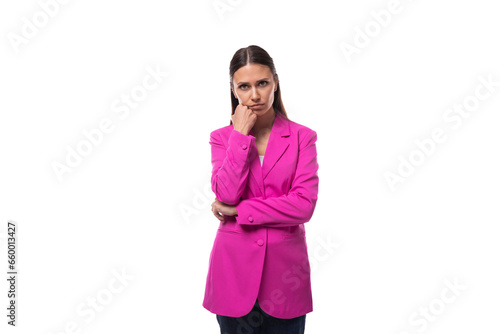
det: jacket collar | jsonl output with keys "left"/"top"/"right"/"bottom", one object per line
{"left": 247, "top": 112, "right": 291, "bottom": 196}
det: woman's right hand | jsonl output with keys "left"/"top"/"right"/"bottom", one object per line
{"left": 231, "top": 103, "right": 257, "bottom": 135}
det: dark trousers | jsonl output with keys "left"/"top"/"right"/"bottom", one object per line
{"left": 216, "top": 299, "right": 306, "bottom": 334}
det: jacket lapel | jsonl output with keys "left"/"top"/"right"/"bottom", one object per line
{"left": 248, "top": 112, "right": 291, "bottom": 197}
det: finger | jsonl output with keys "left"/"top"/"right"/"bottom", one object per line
{"left": 212, "top": 207, "right": 224, "bottom": 222}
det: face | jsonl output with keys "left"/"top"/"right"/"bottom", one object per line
{"left": 231, "top": 63, "right": 278, "bottom": 116}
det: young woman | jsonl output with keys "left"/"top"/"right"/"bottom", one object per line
{"left": 203, "top": 45, "right": 319, "bottom": 334}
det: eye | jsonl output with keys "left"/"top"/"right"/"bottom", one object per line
{"left": 239, "top": 81, "right": 268, "bottom": 89}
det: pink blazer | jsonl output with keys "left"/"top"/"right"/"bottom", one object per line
{"left": 202, "top": 111, "right": 319, "bottom": 319}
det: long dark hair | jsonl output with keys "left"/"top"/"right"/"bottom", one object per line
{"left": 229, "top": 45, "right": 288, "bottom": 125}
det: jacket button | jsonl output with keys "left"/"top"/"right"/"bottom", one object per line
{"left": 257, "top": 239, "right": 264, "bottom": 246}
{"left": 248, "top": 216, "right": 254, "bottom": 222}
{"left": 241, "top": 144, "right": 247, "bottom": 150}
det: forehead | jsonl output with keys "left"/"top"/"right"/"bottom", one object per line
{"left": 233, "top": 63, "right": 272, "bottom": 83}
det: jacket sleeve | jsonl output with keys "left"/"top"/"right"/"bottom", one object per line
{"left": 235, "top": 129, "right": 319, "bottom": 227}
{"left": 210, "top": 129, "right": 257, "bottom": 205}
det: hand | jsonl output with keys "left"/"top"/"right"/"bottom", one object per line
{"left": 231, "top": 102, "right": 257, "bottom": 135}
{"left": 211, "top": 198, "right": 238, "bottom": 222}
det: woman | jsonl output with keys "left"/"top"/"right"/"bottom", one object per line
{"left": 203, "top": 45, "right": 319, "bottom": 333}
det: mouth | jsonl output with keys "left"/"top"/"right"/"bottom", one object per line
{"left": 250, "top": 104, "right": 264, "bottom": 108}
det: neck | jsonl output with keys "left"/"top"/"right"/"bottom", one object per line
{"left": 252, "top": 107, "right": 276, "bottom": 136}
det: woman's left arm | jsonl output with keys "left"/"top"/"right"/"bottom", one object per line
{"left": 235, "top": 129, "right": 319, "bottom": 227}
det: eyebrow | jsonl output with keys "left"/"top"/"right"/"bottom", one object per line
{"left": 237, "top": 78, "right": 270, "bottom": 85}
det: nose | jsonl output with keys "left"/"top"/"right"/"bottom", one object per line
{"left": 251, "top": 87, "right": 260, "bottom": 100}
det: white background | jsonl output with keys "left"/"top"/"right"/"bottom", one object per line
{"left": 1, "top": 0, "right": 499, "bottom": 333}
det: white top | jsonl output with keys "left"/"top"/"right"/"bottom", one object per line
{"left": 259, "top": 155, "right": 264, "bottom": 166}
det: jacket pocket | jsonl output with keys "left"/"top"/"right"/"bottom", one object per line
{"left": 282, "top": 231, "right": 305, "bottom": 240}
{"left": 217, "top": 227, "right": 242, "bottom": 235}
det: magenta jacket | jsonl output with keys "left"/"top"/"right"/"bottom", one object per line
{"left": 202, "top": 111, "right": 319, "bottom": 319}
